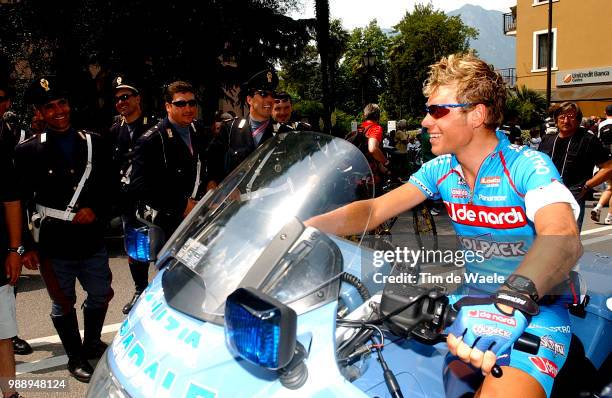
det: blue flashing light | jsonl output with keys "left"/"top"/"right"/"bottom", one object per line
{"left": 125, "top": 224, "right": 152, "bottom": 262}
{"left": 224, "top": 288, "right": 297, "bottom": 370}
{"left": 226, "top": 300, "right": 282, "bottom": 369}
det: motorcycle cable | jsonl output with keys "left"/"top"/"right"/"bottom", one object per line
{"left": 372, "top": 334, "right": 404, "bottom": 398}
{"left": 335, "top": 321, "right": 386, "bottom": 361}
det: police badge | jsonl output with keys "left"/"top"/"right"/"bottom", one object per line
{"left": 40, "top": 78, "right": 50, "bottom": 91}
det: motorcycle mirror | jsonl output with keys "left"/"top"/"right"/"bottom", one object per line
{"left": 124, "top": 218, "right": 166, "bottom": 262}
{"left": 224, "top": 287, "right": 297, "bottom": 370}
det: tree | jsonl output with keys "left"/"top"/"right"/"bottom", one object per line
{"left": 505, "top": 85, "right": 547, "bottom": 129}
{"left": 381, "top": 4, "right": 477, "bottom": 120}
{"left": 315, "top": 0, "right": 331, "bottom": 133}
{"left": 0, "top": 0, "right": 313, "bottom": 126}
{"left": 335, "top": 20, "right": 390, "bottom": 116}
{"left": 277, "top": 19, "right": 349, "bottom": 132}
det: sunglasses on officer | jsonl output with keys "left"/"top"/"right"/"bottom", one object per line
{"left": 171, "top": 99, "right": 198, "bottom": 108}
{"left": 253, "top": 90, "right": 275, "bottom": 98}
{"left": 274, "top": 97, "right": 290, "bottom": 104}
{"left": 424, "top": 102, "right": 485, "bottom": 119}
{"left": 114, "top": 93, "right": 137, "bottom": 103}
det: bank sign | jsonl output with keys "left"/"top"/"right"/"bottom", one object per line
{"left": 557, "top": 66, "right": 612, "bottom": 86}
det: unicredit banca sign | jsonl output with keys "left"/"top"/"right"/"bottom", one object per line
{"left": 557, "top": 66, "right": 612, "bottom": 86}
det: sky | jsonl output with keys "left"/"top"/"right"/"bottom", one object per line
{"left": 290, "top": 0, "right": 516, "bottom": 29}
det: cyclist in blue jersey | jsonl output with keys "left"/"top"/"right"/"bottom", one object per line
{"left": 307, "top": 54, "right": 582, "bottom": 397}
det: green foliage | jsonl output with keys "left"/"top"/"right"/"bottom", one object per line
{"left": 335, "top": 20, "right": 390, "bottom": 114}
{"left": 331, "top": 108, "right": 356, "bottom": 136}
{"left": 293, "top": 99, "right": 324, "bottom": 128}
{"left": 381, "top": 3, "right": 478, "bottom": 119}
{"left": 0, "top": 0, "right": 312, "bottom": 126}
{"left": 278, "top": 19, "right": 349, "bottom": 111}
{"left": 505, "top": 85, "right": 547, "bottom": 129}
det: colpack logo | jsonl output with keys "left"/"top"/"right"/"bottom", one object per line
{"left": 480, "top": 176, "right": 501, "bottom": 187}
{"left": 451, "top": 188, "right": 469, "bottom": 199}
{"left": 529, "top": 356, "right": 559, "bottom": 378}
{"left": 468, "top": 310, "right": 517, "bottom": 327}
{"left": 458, "top": 236, "right": 527, "bottom": 258}
{"left": 444, "top": 202, "right": 528, "bottom": 229}
{"left": 472, "top": 324, "right": 511, "bottom": 338}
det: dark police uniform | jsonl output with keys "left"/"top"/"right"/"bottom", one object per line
{"left": 219, "top": 68, "right": 279, "bottom": 178}
{"left": 220, "top": 114, "right": 276, "bottom": 176}
{"left": 15, "top": 77, "right": 114, "bottom": 381}
{"left": 110, "top": 113, "right": 156, "bottom": 309}
{"left": 109, "top": 115, "right": 155, "bottom": 206}
{"left": 129, "top": 117, "right": 211, "bottom": 236}
{"left": 0, "top": 117, "right": 31, "bottom": 153}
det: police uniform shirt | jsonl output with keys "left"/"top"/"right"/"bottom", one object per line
{"left": 129, "top": 117, "right": 210, "bottom": 221}
{"left": 219, "top": 115, "right": 275, "bottom": 178}
{"left": 14, "top": 128, "right": 114, "bottom": 259}
{"left": 0, "top": 119, "right": 30, "bottom": 153}
{"left": 109, "top": 115, "right": 155, "bottom": 188}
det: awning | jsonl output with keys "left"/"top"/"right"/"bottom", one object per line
{"left": 551, "top": 84, "right": 612, "bottom": 102}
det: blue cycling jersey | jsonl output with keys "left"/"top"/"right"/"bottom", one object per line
{"left": 409, "top": 130, "right": 562, "bottom": 288}
{"left": 409, "top": 131, "right": 572, "bottom": 397}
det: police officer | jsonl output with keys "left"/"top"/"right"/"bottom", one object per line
{"left": 0, "top": 83, "right": 31, "bottom": 152}
{"left": 0, "top": 80, "right": 34, "bottom": 357}
{"left": 220, "top": 68, "right": 278, "bottom": 177}
{"left": 108, "top": 75, "right": 156, "bottom": 314}
{"left": 15, "top": 77, "right": 114, "bottom": 383}
{"left": 129, "top": 81, "right": 215, "bottom": 237}
{"left": 271, "top": 91, "right": 311, "bottom": 134}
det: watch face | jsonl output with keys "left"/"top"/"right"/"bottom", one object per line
{"left": 9, "top": 246, "right": 25, "bottom": 255}
{"left": 508, "top": 275, "right": 534, "bottom": 292}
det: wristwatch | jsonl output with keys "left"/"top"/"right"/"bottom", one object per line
{"left": 503, "top": 274, "right": 539, "bottom": 302}
{"left": 8, "top": 245, "right": 25, "bottom": 256}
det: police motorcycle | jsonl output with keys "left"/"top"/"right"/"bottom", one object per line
{"left": 87, "top": 132, "right": 611, "bottom": 398}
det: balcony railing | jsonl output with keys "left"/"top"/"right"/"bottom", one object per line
{"left": 503, "top": 12, "right": 516, "bottom": 34}
{"left": 497, "top": 68, "right": 516, "bottom": 87}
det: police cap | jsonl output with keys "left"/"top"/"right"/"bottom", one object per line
{"left": 112, "top": 74, "right": 139, "bottom": 95}
{"left": 24, "top": 76, "right": 68, "bottom": 106}
{"left": 244, "top": 68, "right": 278, "bottom": 94}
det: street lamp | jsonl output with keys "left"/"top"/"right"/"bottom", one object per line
{"left": 363, "top": 49, "right": 376, "bottom": 68}
{"left": 362, "top": 49, "right": 376, "bottom": 105}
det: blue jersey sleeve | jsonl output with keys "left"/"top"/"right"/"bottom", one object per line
{"left": 514, "top": 148, "right": 561, "bottom": 194}
{"left": 408, "top": 156, "right": 446, "bottom": 200}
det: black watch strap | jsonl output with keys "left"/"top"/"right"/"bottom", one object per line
{"left": 8, "top": 245, "right": 25, "bottom": 256}
{"left": 495, "top": 290, "right": 540, "bottom": 316}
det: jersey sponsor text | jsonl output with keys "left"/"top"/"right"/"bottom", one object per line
{"left": 445, "top": 202, "right": 527, "bottom": 229}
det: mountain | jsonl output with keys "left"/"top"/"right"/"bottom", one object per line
{"left": 447, "top": 4, "right": 515, "bottom": 70}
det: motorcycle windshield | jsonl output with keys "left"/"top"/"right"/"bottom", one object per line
{"left": 158, "top": 132, "right": 374, "bottom": 324}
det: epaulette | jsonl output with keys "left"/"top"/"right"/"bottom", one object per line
{"left": 18, "top": 135, "right": 38, "bottom": 146}
{"left": 142, "top": 125, "right": 161, "bottom": 139}
{"left": 237, "top": 118, "right": 247, "bottom": 129}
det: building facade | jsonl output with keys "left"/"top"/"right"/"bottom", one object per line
{"left": 504, "top": 0, "right": 612, "bottom": 117}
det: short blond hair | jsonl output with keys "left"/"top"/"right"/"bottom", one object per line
{"left": 423, "top": 53, "right": 506, "bottom": 129}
